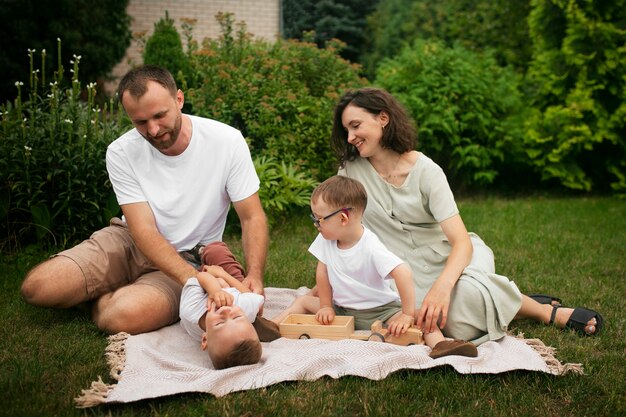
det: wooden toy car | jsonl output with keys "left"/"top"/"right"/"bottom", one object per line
{"left": 279, "top": 314, "right": 355, "bottom": 340}
{"left": 363, "top": 320, "right": 424, "bottom": 346}
{"left": 278, "top": 314, "right": 424, "bottom": 346}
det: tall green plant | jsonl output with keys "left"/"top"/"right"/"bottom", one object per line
{"left": 376, "top": 40, "right": 526, "bottom": 189}
{"left": 0, "top": 41, "right": 128, "bottom": 251}
{"left": 524, "top": 0, "right": 626, "bottom": 193}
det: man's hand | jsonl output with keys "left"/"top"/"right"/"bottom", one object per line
{"left": 242, "top": 275, "right": 264, "bottom": 295}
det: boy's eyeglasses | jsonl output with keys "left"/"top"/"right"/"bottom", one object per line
{"left": 310, "top": 207, "right": 352, "bottom": 227}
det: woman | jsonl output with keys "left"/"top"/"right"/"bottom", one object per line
{"left": 330, "top": 87, "right": 602, "bottom": 344}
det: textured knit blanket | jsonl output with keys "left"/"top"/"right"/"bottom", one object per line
{"left": 75, "top": 287, "right": 583, "bottom": 407}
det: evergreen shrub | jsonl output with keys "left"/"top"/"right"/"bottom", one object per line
{"left": 143, "top": 11, "right": 190, "bottom": 89}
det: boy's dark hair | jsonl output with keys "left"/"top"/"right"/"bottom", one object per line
{"left": 211, "top": 338, "right": 262, "bottom": 370}
{"left": 311, "top": 176, "right": 367, "bottom": 214}
{"left": 116, "top": 65, "right": 177, "bottom": 102}
{"left": 330, "top": 87, "right": 416, "bottom": 167}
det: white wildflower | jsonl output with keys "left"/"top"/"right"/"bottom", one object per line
{"left": 64, "top": 119, "right": 73, "bottom": 124}
{"left": 24, "top": 145, "right": 32, "bottom": 151}
{"left": 15, "top": 81, "right": 24, "bottom": 87}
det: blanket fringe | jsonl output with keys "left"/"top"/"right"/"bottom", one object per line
{"left": 74, "top": 376, "right": 115, "bottom": 408}
{"left": 515, "top": 332, "right": 584, "bottom": 376}
{"left": 105, "top": 331, "right": 129, "bottom": 380}
{"left": 74, "top": 332, "right": 130, "bottom": 408}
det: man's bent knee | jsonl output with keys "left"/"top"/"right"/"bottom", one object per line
{"left": 20, "top": 257, "right": 87, "bottom": 308}
{"left": 92, "top": 289, "right": 177, "bottom": 335}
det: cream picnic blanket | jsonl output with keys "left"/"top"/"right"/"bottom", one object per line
{"left": 75, "top": 287, "right": 583, "bottom": 407}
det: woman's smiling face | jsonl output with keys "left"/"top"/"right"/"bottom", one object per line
{"left": 341, "top": 104, "right": 387, "bottom": 158}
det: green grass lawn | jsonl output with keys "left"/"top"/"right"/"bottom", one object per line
{"left": 1, "top": 196, "right": 624, "bottom": 417}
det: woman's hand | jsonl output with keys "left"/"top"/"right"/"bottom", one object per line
{"left": 387, "top": 312, "right": 414, "bottom": 336}
{"left": 417, "top": 281, "right": 452, "bottom": 334}
{"left": 316, "top": 306, "right": 335, "bottom": 325}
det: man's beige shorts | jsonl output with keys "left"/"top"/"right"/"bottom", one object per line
{"left": 56, "top": 218, "right": 182, "bottom": 324}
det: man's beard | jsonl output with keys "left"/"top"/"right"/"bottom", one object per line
{"left": 145, "top": 113, "right": 182, "bottom": 152}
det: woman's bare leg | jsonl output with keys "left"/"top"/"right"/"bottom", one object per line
{"left": 515, "top": 295, "right": 597, "bottom": 334}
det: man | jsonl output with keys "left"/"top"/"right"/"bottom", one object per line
{"left": 20, "top": 65, "right": 268, "bottom": 335}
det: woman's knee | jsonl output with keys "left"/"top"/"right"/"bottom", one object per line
{"left": 443, "top": 280, "right": 487, "bottom": 341}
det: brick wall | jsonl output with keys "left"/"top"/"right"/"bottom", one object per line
{"left": 106, "top": 0, "right": 281, "bottom": 92}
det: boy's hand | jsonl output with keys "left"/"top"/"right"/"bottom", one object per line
{"left": 387, "top": 313, "right": 414, "bottom": 337}
{"left": 209, "top": 290, "right": 234, "bottom": 308}
{"left": 315, "top": 306, "right": 335, "bottom": 325}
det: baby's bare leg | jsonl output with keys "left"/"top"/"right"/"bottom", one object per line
{"left": 271, "top": 295, "right": 321, "bottom": 324}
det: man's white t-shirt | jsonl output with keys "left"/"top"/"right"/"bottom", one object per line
{"left": 308, "top": 226, "right": 405, "bottom": 309}
{"left": 106, "top": 115, "right": 259, "bottom": 251}
{"left": 179, "top": 278, "right": 264, "bottom": 342}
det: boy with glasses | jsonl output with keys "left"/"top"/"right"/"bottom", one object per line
{"left": 271, "top": 176, "right": 477, "bottom": 359}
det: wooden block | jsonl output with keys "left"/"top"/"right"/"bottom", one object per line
{"left": 279, "top": 314, "right": 355, "bottom": 340}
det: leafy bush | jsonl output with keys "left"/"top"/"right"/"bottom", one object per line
{"left": 524, "top": 0, "right": 626, "bottom": 193}
{"left": 362, "top": 0, "right": 532, "bottom": 79}
{"left": 184, "top": 13, "right": 366, "bottom": 190}
{"left": 375, "top": 40, "right": 526, "bottom": 189}
{"left": 0, "top": 43, "right": 128, "bottom": 251}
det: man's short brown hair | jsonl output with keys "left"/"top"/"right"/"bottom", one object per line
{"left": 116, "top": 65, "right": 177, "bottom": 103}
{"left": 311, "top": 176, "right": 367, "bottom": 214}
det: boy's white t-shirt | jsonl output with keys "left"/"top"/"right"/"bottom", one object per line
{"left": 179, "top": 278, "right": 264, "bottom": 342}
{"left": 308, "top": 226, "right": 405, "bottom": 309}
{"left": 106, "top": 115, "right": 260, "bottom": 251}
